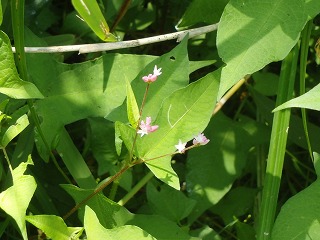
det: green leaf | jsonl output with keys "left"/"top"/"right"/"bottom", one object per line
{"left": 108, "top": 36, "right": 190, "bottom": 124}
{"left": 273, "top": 83, "right": 320, "bottom": 112}
{"left": 136, "top": 70, "right": 220, "bottom": 189}
{"left": 210, "top": 187, "right": 257, "bottom": 224}
{"left": 271, "top": 176, "right": 320, "bottom": 239}
{"left": 88, "top": 118, "right": 119, "bottom": 175}
{"left": 1, "top": 114, "right": 29, "bottom": 148}
{"left": 252, "top": 72, "right": 279, "bottom": 96}
{"left": 63, "top": 185, "right": 199, "bottom": 240}
{"left": 56, "top": 128, "right": 97, "bottom": 188}
{"left": 216, "top": 0, "right": 320, "bottom": 99}
{"left": 176, "top": 0, "right": 228, "bottom": 30}
{"left": 26, "top": 215, "right": 83, "bottom": 240}
{"left": 186, "top": 113, "right": 251, "bottom": 222}
{"left": 71, "top": 0, "right": 116, "bottom": 41}
{"left": 0, "top": 156, "right": 36, "bottom": 240}
{"left": 147, "top": 183, "right": 196, "bottom": 223}
{"left": 126, "top": 80, "right": 140, "bottom": 128}
{"left": 84, "top": 206, "right": 157, "bottom": 240}
{"left": 0, "top": 31, "right": 43, "bottom": 99}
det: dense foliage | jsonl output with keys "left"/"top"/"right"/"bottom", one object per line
{"left": 0, "top": 0, "right": 320, "bottom": 239}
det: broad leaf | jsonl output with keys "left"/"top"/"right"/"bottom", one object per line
{"left": 271, "top": 155, "right": 320, "bottom": 239}
{"left": 216, "top": 0, "right": 320, "bottom": 99}
{"left": 84, "top": 206, "right": 156, "bottom": 240}
{"left": 186, "top": 113, "right": 251, "bottom": 222}
{"left": 63, "top": 184, "right": 200, "bottom": 240}
{"left": 26, "top": 215, "right": 83, "bottom": 240}
{"left": 0, "top": 157, "right": 36, "bottom": 240}
{"left": 0, "top": 31, "right": 43, "bottom": 99}
{"left": 176, "top": 0, "right": 228, "bottom": 30}
{"left": 147, "top": 183, "right": 196, "bottom": 222}
{"left": 273, "top": 83, "right": 320, "bottom": 112}
{"left": 71, "top": 0, "right": 116, "bottom": 41}
{"left": 135, "top": 70, "right": 220, "bottom": 189}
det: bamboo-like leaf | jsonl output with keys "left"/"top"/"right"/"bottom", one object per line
{"left": 71, "top": 0, "right": 116, "bottom": 42}
{"left": 126, "top": 80, "right": 140, "bottom": 128}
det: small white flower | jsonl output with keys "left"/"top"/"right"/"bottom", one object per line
{"left": 175, "top": 139, "right": 187, "bottom": 153}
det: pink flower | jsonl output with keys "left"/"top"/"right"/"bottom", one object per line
{"left": 193, "top": 133, "right": 210, "bottom": 145}
{"left": 142, "top": 65, "right": 162, "bottom": 83}
{"left": 175, "top": 140, "right": 187, "bottom": 153}
{"left": 137, "top": 117, "right": 159, "bottom": 137}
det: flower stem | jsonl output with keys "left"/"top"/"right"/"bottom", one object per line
{"left": 63, "top": 164, "right": 130, "bottom": 220}
{"left": 118, "top": 171, "right": 154, "bottom": 206}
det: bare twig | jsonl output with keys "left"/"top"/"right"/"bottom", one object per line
{"left": 11, "top": 23, "right": 218, "bottom": 54}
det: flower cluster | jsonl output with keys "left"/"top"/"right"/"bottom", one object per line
{"left": 175, "top": 133, "right": 210, "bottom": 153}
{"left": 193, "top": 133, "right": 210, "bottom": 145}
{"left": 142, "top": 65, "right": 162, "bottom": 83}
{"left": 137, "top": 117, "right": 159, "bottom": 137}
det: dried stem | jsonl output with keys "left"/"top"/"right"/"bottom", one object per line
{"left": 12, "top": 23, "right": 219, "bottom": 54}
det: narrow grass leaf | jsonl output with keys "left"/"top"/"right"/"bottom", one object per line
{"left": 126, "top": 80, "right": 140, "bottom": 128}
{"left": 71, "top": 0, "right": 116, "bottom": 41}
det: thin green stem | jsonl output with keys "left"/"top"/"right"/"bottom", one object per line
{"left": 108, "top": 180, "right": 119, "bottom": 201}
{"left": 1, "top": 148, "right": 13, "bottom": 173}
{"left": 300, "top": 20, "right": 314, "bottom": 161}
{"left": 118, "top": 171, "right": 154, "bottom": 206}
{"left": 257, "top": 44, "right": 300, "bottom": 239}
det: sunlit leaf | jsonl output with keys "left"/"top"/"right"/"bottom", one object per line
{"left": 26, "top": 215, "right": 83, "bottom": 240}
{"left": 0, "top": 31, "right": 43, "bottom": 99}
{"left": 135, "top": 70, "right": 220, "bottom": 189}
{"left": 217, "top": 0, "right": 320, "bottom": 99}
{"left": 1, "top": 114, "right": 29, "bottom": 148}
{"left": 126, "top": 80, "right": 140, "bottom": 128}
{"left": 0, "top": 157, "right": 36, "bottom": 240}
{"left": 273, "top": 83, "right": 320, "bottom": 112}
{"left": 71, "top": 0, "right": 116, "bottom": 41}
{"left": 84, "top": 206, "right": 156, "bottom": 240}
